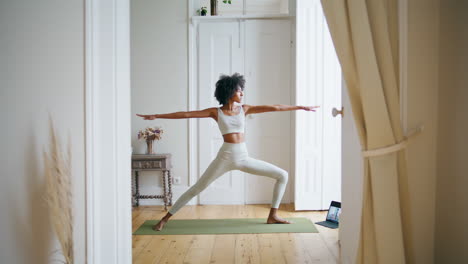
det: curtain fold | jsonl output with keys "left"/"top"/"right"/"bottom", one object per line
{"left": 320, "top": 0, "right": 413, "bottom": 263}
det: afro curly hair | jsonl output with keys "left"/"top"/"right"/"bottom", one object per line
{"left": 214, "top": 73, "right": 245, "bottom": 105}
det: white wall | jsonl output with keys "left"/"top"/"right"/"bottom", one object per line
{"left": 435, "top": 0, "right": 468, "bottom": 263}
{"left": 0, "top": 1, "right": 86, "bottom": 263}
{"left": 405, "top": 0, "right": 439, "bottom": 263}
{"left": 131, "top": 0, "right": 191, "bottom": 205}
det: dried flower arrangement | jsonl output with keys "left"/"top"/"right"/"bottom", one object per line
{"left": 44, "top": 118, "right": 74, "bottom": 264}
{"left": 137, "top": 126, "right": 164, "bottom": 141}
{"left": 138, "top": 126, "right": 164, "bottom": 154}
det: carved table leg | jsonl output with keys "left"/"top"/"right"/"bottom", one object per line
{"left": 162, "top": 170, "right": 168, "bottom": 211}
{"left": 131, "top": 171, "right": 135, "bottom": 207}
{"left": 135, "top": 171, "right": 140, "bottom": 207}
{"left": 168, "top": 170, "right": 173, "bottom": 205}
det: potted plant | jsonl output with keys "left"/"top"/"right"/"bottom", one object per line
{"left": 198, "top": 6, "right": 208, "bottom": 16}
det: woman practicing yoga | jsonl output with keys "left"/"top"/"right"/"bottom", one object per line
{"left": 137, "top": 73, "right": 319, "bottom": 231}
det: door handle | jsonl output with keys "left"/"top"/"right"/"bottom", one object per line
{"left": 332, "top": 107, "right": 344, "bottom": 117}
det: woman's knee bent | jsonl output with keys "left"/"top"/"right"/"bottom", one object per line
{"left": 276, "top": 169, "right": 288, "bottom": 184}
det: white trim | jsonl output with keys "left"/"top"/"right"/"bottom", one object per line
{"left": 399, "top": 0, "right": 408, "bottom": 134}
{"left": 188, "top": 0, "right": 197, "bottom": 188}
{"left": 85, "top": 0, "right": 95, "bottom": 261}
{"left": 290, "top": 8, "right": 297, "bottom": 212}
{"left": 242, "top": 19, "right": 247, "bottom": 205}
{"left": 200, "top": 199, "right": 292, "bottom": 205}
{"left": 85, "top": 0, "right": 132, "bottom": 263}
{"left": 188, "top": 1, "right": 200, "bottom": 197}
{"left": 191, "top": 14, "right": 292, "bottom": 24}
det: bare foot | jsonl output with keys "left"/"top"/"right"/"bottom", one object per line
{"left": 267, "top": 215, "right": 292, "bottom": 224}
{"left": 152, "top": 219, "right": 167, "bottom": 231}
{"left": 152, "top": 212, "right": 173, "bottom": 231}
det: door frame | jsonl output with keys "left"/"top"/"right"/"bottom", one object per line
{"left": 85, "top": 0, "right": 132, "bottom": 263}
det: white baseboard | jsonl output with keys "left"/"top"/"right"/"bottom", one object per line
{"left": 138, "top": 199, "right": 292, "bottom": 206}
{"left": 138, "top": 200, "right": 196, "bottom": 206}
{"left": 245, "top": 199, "right": 292, "bottom": 205}
{"left": 199, "top": 201, "right": 245, "bottom": 205}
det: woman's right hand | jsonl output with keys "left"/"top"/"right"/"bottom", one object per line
{"left": 136, "top": 114, "right": 157, "bottom": 120}
{"left": 302, "top": 106, "right": 320, "bottom": 112}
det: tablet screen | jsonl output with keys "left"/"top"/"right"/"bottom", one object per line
{"left": 326, "top": 205, "right": 341, "bottom": 223}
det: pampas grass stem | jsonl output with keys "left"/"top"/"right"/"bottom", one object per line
{"left": 44, "top": 118, "right": 74, "bottom": 264}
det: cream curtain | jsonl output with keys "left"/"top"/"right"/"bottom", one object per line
{"left": 320, "top": 0, "right": 414, "bottom": 263}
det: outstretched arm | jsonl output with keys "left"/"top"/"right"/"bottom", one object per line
{"left": 244, "top": 104, "right": 319, "bottom": 115}
{"left": 137, "top": 107, "right": 217, "bottom": 120}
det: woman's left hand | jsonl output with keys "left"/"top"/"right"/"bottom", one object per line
{"left": 303, "top": 106, "right": 320, "bottom": 112}
{"left": 136, "top": 114, "right": 157, "bottom": 120}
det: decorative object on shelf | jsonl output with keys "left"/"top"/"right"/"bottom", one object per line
{"left": 210, "top": 0, "right": 232, "bottom": 16}
{"left": 210, "top": 0, "right": 218, "bottom": 16}
{"left": 198, "top": 6, "right": 208, "bottom": 16}
{"left": 138, "top": 126, "right": 164, "bottom": 154}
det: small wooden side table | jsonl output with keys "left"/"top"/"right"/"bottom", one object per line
{"left": 131, "top": 154, "right": 173, "bottom": 211}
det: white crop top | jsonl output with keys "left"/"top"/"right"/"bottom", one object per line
{"left": 217, "top": 105, "right": 245, "bottom": 135}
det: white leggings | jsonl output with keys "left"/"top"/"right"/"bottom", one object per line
{"left": 168, "top": 142, "right": 288, "bottom": 215}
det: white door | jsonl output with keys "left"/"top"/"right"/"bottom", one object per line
{"left": 198, "top": 21, "right": 245, "bottom": 204}
{"left": 294, "top": 0, "right": 341, "bottom": 210}
{"left": 244, "top": 20, "right": 292, "bottom": 205}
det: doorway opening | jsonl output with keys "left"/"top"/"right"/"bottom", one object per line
{"left": 294, "top": 0, "right": 342, "bottom": 211}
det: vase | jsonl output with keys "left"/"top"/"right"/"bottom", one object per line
{"left": 210, "top": 0, "right": 218, "bottom": 16}
{"left": 146, "top": 139, "right": 155, "bottom": 154}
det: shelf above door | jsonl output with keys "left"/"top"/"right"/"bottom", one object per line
{"left": 191, "top": 14, "right": 292, "bottom": 24}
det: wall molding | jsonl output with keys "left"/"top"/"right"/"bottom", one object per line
{"left": 85, "top": 0, "right": 132, "bottom": 263}
{"left": 188, "top": 0, "right": 199, "bottom": 197}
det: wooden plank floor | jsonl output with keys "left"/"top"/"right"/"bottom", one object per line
{"left": 132, "top": 204, "right": 341, "bottom": 264}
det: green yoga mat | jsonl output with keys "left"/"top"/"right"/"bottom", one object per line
{"left": 133, "top": 217, "right": 318, "bottom": 235}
